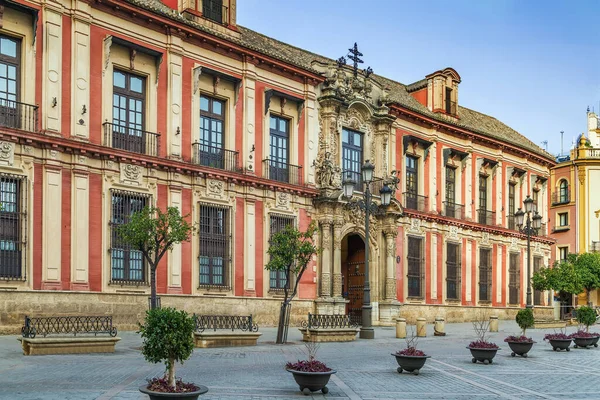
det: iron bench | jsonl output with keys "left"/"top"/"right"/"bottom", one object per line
{"left": 299, "top": 313, "right": 360, "bottom": 342}
{"left": 192, "top": 314, "right": 261, "bottom": 348}
{"left": 18, "top": 315, "right": 120, "bottom": 355}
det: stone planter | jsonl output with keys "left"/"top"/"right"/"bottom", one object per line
{"left": 506, "top": 341, "right": 535, "bottom": 357}
{"left": 139, "top": 384, "right": 208, "bottom": 400}
{"left": 572, "top": 337, "right": 596, "bottom": 349}
{"left": 391, "top": 353, "right": 431, "bottom": 375}
{"left": 548, "top": 338, "right": 571, "bottom": 351}
{"left": 287, "top": 369, "right": 336, "bottom": 395}
{"left": 467, "top": 347, "right": 499, "bottom": 364}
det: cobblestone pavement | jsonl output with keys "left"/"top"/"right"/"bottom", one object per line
{"left": 1, "top": 321, "right": 600, "bottom": 400}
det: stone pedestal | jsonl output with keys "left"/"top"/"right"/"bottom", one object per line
{"left": 378, "top": 300, "right": 402, "bottom": 326}
{"left": 315, "top": 298, "right": 336, "bottom": 315}
{"left": 396, "top": 317, "right": 406, "bottom": 339}
{"left": 489, "top": 315, "right": 499, "bottom": 332}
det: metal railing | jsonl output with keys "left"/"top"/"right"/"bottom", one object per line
{"left": 192, "top": 142, "right": 240, "bottom": 172}
{"left": 103, "top": 122, "right": 160, "bottom": 157}
{"left": 552, "top": 191, "right": 570, "bottom": 205}
{"left": 0, "top": 99, "right": 38, "bottom": 132}
{"left": 443, "top": 201, "right": 465, "bottom": 219}
{"left": 301, "top": 313, "right": 359, "bottom": 329}
{"left": 477, "top": 209, "right": 496, "bottom": 226}
{"left": 203, "top": 0, "right": 229, "bottom": 25}
{"left": 263, "top": 158, "right": 303, "bottom": 185}
{"left": 21, "top": 315, "right": 117, "bottom": 338}
{"left": 403, "top": 192, "right": 428, "bottom": 212}
{"left": 193, "top": 314, "right": 258, "bottom": 333}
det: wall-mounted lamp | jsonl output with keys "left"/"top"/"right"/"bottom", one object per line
{"left": 51, "top": 97, "right": 57, "bottom": 108}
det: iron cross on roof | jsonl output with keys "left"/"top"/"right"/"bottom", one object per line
{"left": 337, "top": 43, "right": 374, "bottom": 79}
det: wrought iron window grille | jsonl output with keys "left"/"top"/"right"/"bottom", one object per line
{"left": 0, "top": 173, "right": 27, "bottom": 281}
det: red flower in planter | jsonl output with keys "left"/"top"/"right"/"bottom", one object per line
{"left": 504, "top": 335, "right": 534, "bottom": 343}
{"left": 395, "top": 347, "right": 427, "bottom": 357}
{"left": 286, "top": 360, "right": 332, "bottom": 373}
{"left": 468, "top": 340, "right": 499, "bottom": 349}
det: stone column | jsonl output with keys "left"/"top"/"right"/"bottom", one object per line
{"left": 332, "top": 220, "right": 343, "bottom": 298}
{"left": 320, "top": 220, "right": 333, "bottom": 297}
{"left": 385, "top": 230, "right": 398, "bottom": 300}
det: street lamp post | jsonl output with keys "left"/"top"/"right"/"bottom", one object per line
{"left": 514, "top": 195, "right": 543, "bottom": 309}
{"left": 342, "top": 160, "right": 393, "bottom": 339}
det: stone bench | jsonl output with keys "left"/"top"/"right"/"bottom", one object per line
{"left": 19, "top": 315, "right": 120, "bottom": 356}
{"left": 299, "top": 313, "right": 359, "bottom": 342}
{"left": 193, "top": 314, "right": 261, "bottom": 348}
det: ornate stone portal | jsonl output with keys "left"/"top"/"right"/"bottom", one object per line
{"left": 312, "top": 48, "right": 402, "bottom": 325}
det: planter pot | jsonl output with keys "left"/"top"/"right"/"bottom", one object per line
{"left": 391, "top": 353, "right": 431, "bottom": 375}
{"left": 548, "top": 338, "right": 571, "bottom": 352}
{"left": 506, "top": 341, "right": 536, "bottom": 357}
{"left": 572, "top": 337, "right": 596, "bottom": 349}
{"left": 591, "top": 336, "right": 599, "bottom": 347}
{"left": 467, "top": 347, "right": 499, "bottom": 364}
{"left": 287, "top": 369, "right": 336, "bottom": 395}
{"left": 139, "top": 384, "right": 208, "bottom": 400}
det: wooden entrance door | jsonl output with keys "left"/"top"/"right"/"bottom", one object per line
{"left": 343, "top": 248, "right": 365, "bottom": 325}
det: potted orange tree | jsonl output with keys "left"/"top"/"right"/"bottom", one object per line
{"left": 138, "top": 308, "right": 208, "bottom": 399}
{"left": 504, "top": 308, "right": 536, "bottom": 357}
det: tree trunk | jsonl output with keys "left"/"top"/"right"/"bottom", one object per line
{"left": 150, "top": 267, "right": 158, "bottom": 309}
{"left": 168, "top": 357, "right": 176, "bottom": 390}
{"left": 276, "top": 301, "right": 292, "bottom": 344}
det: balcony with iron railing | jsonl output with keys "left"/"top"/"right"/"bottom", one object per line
{"left": 477, "top": 209, "right": 496, "bottom": 226}
{"left": 103, "top": 122, "right": 160, "bottom": 157}
{"left": 443, "top": 201, "right": 465, "bottom": 220}
{"left": 192, "top": 143, "right": 240, "bottom": 172}
{"left": 508, "top": 215, "right": 516, "bottom": 230}
{"left": 202, "top": 0, "right": 229, "bottom": 25}
{"left": 403, "top": 192, "right": 428, "bottom": 212}
{"left": 263, "top": 158, "right": 303, "bottom": 186}
{"left": 551, "top": 191, "right": 570, "bottom": 205}
{"left": 0, "top": 99, "right": 38, "bottom": 133}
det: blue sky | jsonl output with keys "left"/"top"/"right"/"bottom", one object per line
{"left": 237, "top": 0, "right": 599, "bottom": 156}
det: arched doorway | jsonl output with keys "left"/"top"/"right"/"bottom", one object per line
{"left": 342, "top": 234, "right": 365, "bottom": 324}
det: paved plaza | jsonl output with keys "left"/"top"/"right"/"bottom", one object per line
{"left": 1, "top": 321, "right": 599, "bottom": 400}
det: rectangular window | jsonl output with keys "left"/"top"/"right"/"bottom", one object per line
{"left": 508, "top": 253, "right": 520, "bottom": 305}
{"left": 407, "top": 236, "right": 423, "bottom": 298}
{"left": 197, "top": 95, "right": 225, "bottom": 168}
{"left": 479, "top": 248, "right": 492, "bottom": 302}
{"left": 202, "top": 0, "right": 224, "bottom": 24}
{"left": 112, "top": 70, "right": 146, "bottom": 154}
{"left": 478, "top": 175, "right": 488, "bottom": 224}
{"left": 267, "top": 115, "right": 290, "bottom": 183}
{"left": 558, "top": 212, "right": 568, "bottom": 227}
{"left": 446, "top": 243, "right": 460, "bottom": 300}
{"left": 110, "top": 191, "right": 148, "bottom": 283}
{"left": 508, "top": 183, "right": 516, "bottom": 230}
{"left": 533, "top": 256, "right": 543, "bottom": 306}
{"left": 342, "top": 128, "right": 363, "bottom": 188}
{"left": 405, "top": 156, "right": 419, "bottom": 210}
{"left": 558, "top": 247, "right": 568, "bottom": 262}
{"left": 445, "top": 166, "right": 457, "bottom": 217}
{"left": 445, "top": 87, "right": 453, "bottom": 114}
{"left": 0, "top": 34, "right": 21, "bottom": 130}
{"left": 0, "top": 174, "right": 26, "bottom": 279}
{"left": 269, "top": 214, "right": 295, "bottom": 290}
{"left": 199, "top": 204, "right": 230, "bottom": 287}
{"left": 532, "top": 189, "right": 539, "bottom": 213}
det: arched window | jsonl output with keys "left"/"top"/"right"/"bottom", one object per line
{"left": 559, "top": 180, "right": 569, "bottom": 203}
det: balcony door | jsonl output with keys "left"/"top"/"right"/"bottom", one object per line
{"left": 342, "top": 128, "right": 363, "bottom": 188}
{"left": 112, "top": 70, "right": 146, "bottom": 153}
{"left": 269, "top": 115, "right": 289, "bottom": 183}
{"left": 199, "top": 95, "right": 225, "bottom": 168}
{"left": 405, "top": 156, "right": 418, "bottom": 209}
{"left": 0, "top": 35, "right": 20, "bottom": 129}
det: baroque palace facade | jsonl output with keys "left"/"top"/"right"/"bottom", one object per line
{"left": 0, "top": 0, "right": 555, "bottom": 331}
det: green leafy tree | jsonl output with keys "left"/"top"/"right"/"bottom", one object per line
{"left": 118, "top": 206, "right": 193, "bottom": 309}
{"left": 138, "top": 307, "right": 195, "bottom": 389}
{"left": 573, "top": 252, "right": 600, "bottom": 305}
{"left": 265, "top": 222, "right": 319, "bottom": 344}
{"left": 515, "top": 308, "right": 534, "bottom": 336}
{"left": 576, "top": 305, "right": 597, "bottom": 331}
{"left": 531, "top": 258, "right": 583, "bottom": 312}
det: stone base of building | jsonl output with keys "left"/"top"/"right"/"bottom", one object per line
{"left": 314, "top": 297, "right": 347, "bottom": 315}
{"left": 0, "top": 290, "right": 314, "bottom": 334}
{"left": 18, "top": 337, "right": 121, "bottom": 355}
{"left": 378, "top": 300, "right": 402, "bottom": 326}
{"left": 193, "top": 331, "right": 262, "bottom": 348}
{"left": 299, "top": 327, "right": 359, "bottom": 342}
{"left": 532, "top": 320, "right": 567, "bottom": 329}
{"left": 398, "top": 304, "right": 554, "bottom": 324}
